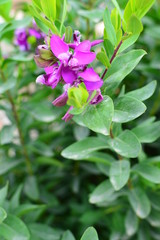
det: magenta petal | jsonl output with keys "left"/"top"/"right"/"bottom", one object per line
{"left": 75, "top": 40, "right": 91, "bottom": 52}
{"left": 50, "top": 34, "right": 69, "bottom": 58}
{"left": 90, "top": 89, "right": 103, "bottom": 104}
{"left": 74, "top": 51, "right": 96, "bottom": 65}
{"left": 45, "top": 63, "right": 58, "bottom": 74}
{"left": 62, "top": 67, "right": 77, "bottom": 84}
{"left": 91, "top": 39, "right": 103, "bottom": 47}
{"left": 28, "top": 28, "right": 41, "bottom": 39}
{"left": 84, "top": 80, "right": 103, "bottom": 91}
{"left": 78, "top": 68, "right": 101, "bottom": 82}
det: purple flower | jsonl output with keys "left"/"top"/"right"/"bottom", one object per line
{"left": 78, "top": 68, "right": 103, "bottom": 91}
{"left": 90, "top": 89, "right": 103, "bottom": 105}
{"left": 50, "top": 35, "right": 96, "bottom": 67}
{"left": 28, "top": 28, "right": 42, "bottom": 39}
{"left": 52, "top": 84, "right": 70, "bottom": 107}
{"left": 62, "top": 106, "right": 74, "bottom": 122}
{"left": 15, "top": 28, "right": 29, "bottom": 51}
{"left": 36, "top": 63, "right": 61, "bottom": 88}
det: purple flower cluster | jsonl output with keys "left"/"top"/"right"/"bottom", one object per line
{"left": 14, "top": 21, "right": 44, "bottom": 51}
{"left": 35, "top": 31, "right": 104, "bottom": 122}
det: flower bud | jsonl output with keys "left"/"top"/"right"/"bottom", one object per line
{"left": 34, "top": 55, "right": 54, "bottom": 68}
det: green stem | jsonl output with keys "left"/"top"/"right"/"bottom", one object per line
{"left": 0, "top": 69, "right": 33, "bottom": 175}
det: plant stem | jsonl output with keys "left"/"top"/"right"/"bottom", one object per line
{"left": 101, "top": 40, "right": 123, "bottom": 80}
{"left": 0, "top": 69, "right": 33, "bottom": 175}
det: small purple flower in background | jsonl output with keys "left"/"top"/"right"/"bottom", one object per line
{"left": 14, "top": 21, "right": 44, "bottom": 51}
{"left": 35, "top": 30, "right": 103, "bottom": 122}
{"left": 14, "top": 28, "right": 29, "bottom": 51}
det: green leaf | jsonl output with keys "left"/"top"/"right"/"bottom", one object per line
{"left": 40, "top": 0, "right": 56, "bottom": 22}
{"left": 119, "top": 34, "right": 140, "bottom": 53}
{"left": 62, "top": 230, "right": 75, "bottom": 240}
{"left": 109, "top": 130, "right": 141, "bottom": 158}
{"left": 0, "top": 214, "right": 30, "bottom": 240}
{"left": 7, "top": 54, "right": 33, "bottom": 62}
{"left": 124, "top": 0, "right": 155, "bottom": 22}
{"left": 103, "top": 50, "right": 146, "bottom": 95}
{"left": 126, "top": 81, "right": 157, "bottom": 101}
{"left": 14, "top": 204, "right": 46, "bottom": 217}
{"left": 78, "top": 9, "right": 103, "bottom": 23}
{"left": 0, "top": 183, "right": 8, "bottom": 205}
{"left": 111, "top": 8, "right": 121, "bottom": 31}
{"left": 132, "top": 119, "right": 160, "bottom": 143}
{"left": 128, "top": 187, "right": 151, "bottom": 219}
{"left": 0, "top": 0, "right": 10, "bottom": 4}
{"left": 24, "top": 176, "right": 39, "bottom": 201}
{"left": 36, "top": 156, "right": 63, "bottom": 167}
{"left": 0, "top": 125, "right": 15, "bottom": 145}
{"left": 132, "top": 163, "right": 160, "bottom": 184}
{"left": 113, "top": 96, "right": 146, "bottom": 123}
{"left": 82, "top": 96, "right": 114, "bottom": 135}
{"left": 89, "top": 180, "right": 117, "bottom": 205}
{"left": 96, "top": 51, "right": 111, "bottom": 68}
{"left": 60, "top": 0, "right": 67, "bottom": 35}
{"left": 0, "top": 207, "right": 7, "bottom": 224}
{"left": 0, "top": 78, "right": 16, "bottom": 94}
{"left": 81, "top": 227, "right": 99, "bottom": 240}
{"left": 67, "top": 83, "right": 89, "bottom": 109}
{"left": 125, "top": 209, "right": 138, "bottom": 236}
{"left": 126, "top": 15, "right": 143, "bottom": 34}
{"left": 10, "top": 185, "right": 23, "bottom": 210}
{"left": 103, "top": 39, "right": 114, "bottom": 59}
{"left": 103, "top": 8, "right": 117, "bottom": 46}
{"left": 61, "top": 137, "right": 108, "bottom": 160}
{"left": 0, "top": 159, "right": 22, "bottom": 175}
{"left": 109, "top": 160, "right": 130, "bottom": 190}
{"left": 147, "top": 209, "right": 160, "bottom": 227}
{"left": 65, "top": 26, "right": 73, "bottom": 43}
{"left": 28, "top": 223, "right": 61, "bottom": 240}
{"left": 111, "top": 0, "right": 124, "bottom": 21}
{"left": 73, "top": 125, "right": 90, "bottom": 141}
{"left": 24, "top": 102, "right": 61, "bottom": 123}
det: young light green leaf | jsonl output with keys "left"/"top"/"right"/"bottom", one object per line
{"left": 126, "top": 15, "right": 143, "bottom": 34}
{"left": 109, "top": 130, "right": 141, "bottom": 158}
{"left": 128, "top": 187, "right": 151, "bottom": 219}
{"left": 60, "top": 0, "right": 67, "bottom": 35}
{"left": 0, "top": 214, "right": 30, "bottom": 240}
{"left": 113, "top": 96, "right": 146, "bottom": 123}
{"left": 109, "top": 160, "right": 130, "bottom": 190}
{"left": 96, "top": 51, "right": 111, "bottom": 68}
{"left": 81, "top": 227, "right": 99, "bottom": 240}
{"left": 0, "top": 207, "right": 7, "bottom": 224}
{"left": 125, "top": 209, "right": 138, "bottom": 236}
{"left": 40, "top": 0, "right": 56, "bottom": 22}
{"left": 103, "top": 50, "right": 146, "bottom": 95}
{"left": 65, "top": 26, "right": 73, "bottom": 43}
{"left": 61, "top": 137, "right": 109, "bottom": 160}
{"left": 103, "top": 8, "right": 117, "bottom": 46}
{"left": 126, "top": 81, "right": 157, "bottom": 101}
{"left": 111, "top": 0, "right": 124, "bottom": 20}
{"left": 124, "top": 0, "right": 155, "bottom": 22}
{"left": 111, "top": 8, "right": 121, "bottom": 31}
{"left": 82, "top": 96, "right": 114, "bottom": 135}
{"left": 132, "top": 163, "right": 160, "bottom": 184}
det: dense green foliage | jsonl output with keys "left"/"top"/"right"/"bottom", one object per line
{"left": 1, "top": 0, "right": 160, "bottom": 239}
